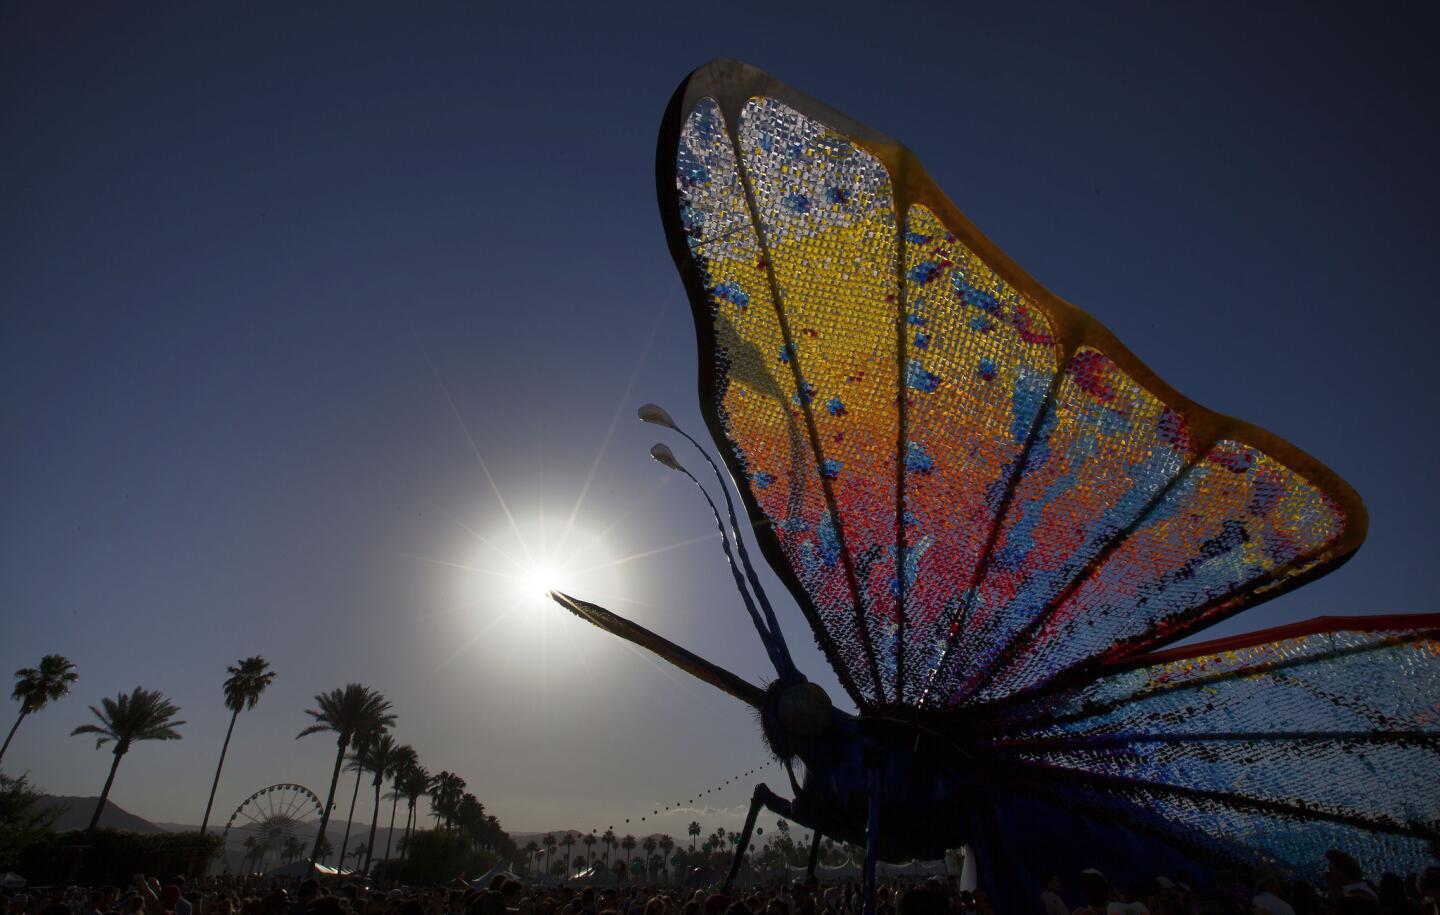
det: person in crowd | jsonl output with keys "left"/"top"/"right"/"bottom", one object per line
{"left": 1040, "top": 875, "right": 1069, "bottom": 915}
{"left": 171, "top": 880, "right": 191, "bottom": 915}
{"left": 499, "top": 883, "right": 523, "bottom": 915}
{"left": 1253, "top": 868, "right": 1296, "bottom": 915}
{"left": 287, "top": 881, "right": 319, "bottom": 915}
{"left": 1075, "top": 868, "right": 1150, "bottom": 915}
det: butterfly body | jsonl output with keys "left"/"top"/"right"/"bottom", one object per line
{"left": 551, "top": 60, "right": 1440, "bottom": 913}
{"left": 759, "top": 682, "right": 976, "bottom": 862}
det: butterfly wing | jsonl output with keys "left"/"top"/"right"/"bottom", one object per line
{"left": 658, "top": 60, "right": 1364, "bottom": 710}
{"left": 975, "top": 614, "right": 1440, "bottom": 880}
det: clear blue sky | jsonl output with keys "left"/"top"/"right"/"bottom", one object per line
{"left": 2, "top": 1, "right": 1436, "bottom": 838}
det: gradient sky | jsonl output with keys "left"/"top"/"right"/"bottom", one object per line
{"left": 3, "top": 2, "right": 1437, "bottom": 843}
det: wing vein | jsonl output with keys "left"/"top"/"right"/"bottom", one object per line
{"left": 993, "top": 629, "right": 1436, "bottom": 734}
{"left": 997, "top": 756, "right": 1440, "bottom": 841}
{"left": 893, "top": 180, "right": 911, "bottom": 705}
{"left": 722, "top": 104, "right": 887, "bottom": 705}
{"left": 918, "top": 346, "right": 1074, "bottom": 707}
{"left": 956, "top": 447, "right": 1210, "bottom": 704}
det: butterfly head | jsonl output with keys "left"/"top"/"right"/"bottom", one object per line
{"left": 759, "top": 677, "right": 834, "bottom": 760}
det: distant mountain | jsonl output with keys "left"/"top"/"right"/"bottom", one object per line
{"left": 37, "top": 796, "right": 165, "bottom": 833}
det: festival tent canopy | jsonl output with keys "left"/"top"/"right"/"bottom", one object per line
{"left": 469, "top": 864, "right": 519, "bottom": 888}
{"left": 265, "top": 860, "right": 353, "bottom": 878}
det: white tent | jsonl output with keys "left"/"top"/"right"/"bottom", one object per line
{"left": 265, "top": 860, "right": 353, "bottom": 878}
{"left": 469, "top": 864, "right": 519, "bottom": 889}
{"left": 567, "top": 866, "right": 620, "bottom": 885}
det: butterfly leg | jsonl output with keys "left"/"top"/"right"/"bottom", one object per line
{"left": 862, "top": 763, "right": 882, "bottom": 915}
{"left": 805, "top": 828, "right": 822, "bottom": 879}
{"left": 723, "top": 783, "right": 792, "bottom": 892}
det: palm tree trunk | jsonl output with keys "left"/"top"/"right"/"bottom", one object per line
{"left": 401, "top": 803, "right": 412, "bottom": 861}
{"left": 362, "top": 774, "right": 382, "bottom": 873}
{"left": 88, "top": 748, "right": 125, "bottom": 831}
{"left": 338, "top": 765, "right": 362, "bottom": 869}
{"left": 199, "top": 709, "right": 240, "bottom": 834}
{"left": 0, "top": 709, "right": 28, "bottom": 767}
{"left": 308, "top": 737, "right": 348, "bottom": 877}
{"left": 403, "top": 803, "right": 411, "bottom": 860}
{"left": 384, "top": 791, "right": 400, "bottom": 864}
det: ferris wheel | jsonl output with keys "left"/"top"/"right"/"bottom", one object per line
{"left": 222, "top": 783, "right": 325, "bottom": 873}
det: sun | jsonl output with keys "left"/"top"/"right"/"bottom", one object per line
{"left": 453, "top": 515, "right": 623, "bottom": 628}
{"left": 514, "top": 559, "right": 565, "bottom": 600}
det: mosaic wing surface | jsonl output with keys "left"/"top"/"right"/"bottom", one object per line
{"left": 973, "top": 615, "right": 1440, "bottom": 880}
{"left": 657, "top": 60, "right": 1365, "bottom": 711}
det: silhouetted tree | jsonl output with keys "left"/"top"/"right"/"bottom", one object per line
{"left": 200, "top": 656, "right": 275, "bottom": 834}
{"left": 380, "top": 743, "right": 417, "bottom": 866}
{"left": 397, "top": 762, "right": 430, "bottom": 860}
{"left": 2, "top": 654, "right": 78, "bottom": 767}
{"left": 71, "top": 687, "right": 184, "bottom": 830}
{"left": 296, "top": 684, "right": 395, "bottom": 875}
{"left": 642, "top": 836, "right": 657, "bottom": 879}
{"left": 561, "top": 832, "right": 576, "bottom": 874}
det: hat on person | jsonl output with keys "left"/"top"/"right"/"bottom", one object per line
{"left": 1252, "top": 894, "right": 1293, "bottom": 915}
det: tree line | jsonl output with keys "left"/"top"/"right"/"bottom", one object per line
{"left": 0, "top": 653, "right": 515, "bottom": 875}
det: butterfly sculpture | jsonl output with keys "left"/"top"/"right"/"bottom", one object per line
{"left": 550, "top": 60, "right": 1438, "bottom": 911}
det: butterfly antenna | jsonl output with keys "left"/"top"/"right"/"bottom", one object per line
{"left": 645, "top": 438, "right": 798, "bottom": 681}
{"left": 640, "top": 404, "right": 799, "bottom": 679}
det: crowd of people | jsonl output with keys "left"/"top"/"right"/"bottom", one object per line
{"left": 3, "top": 851, "right": 1438, "bottom": 915}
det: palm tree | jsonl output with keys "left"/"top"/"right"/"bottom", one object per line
{"left": 242, "top": 835, "right": 263, "bottom": 872}
{"left": 2, "top": 654, "right": 78, "bottom": 768}
{"left": 360, "top": 734, "right": 407, "bottom": 872}
{"left": 621, "top": 834, "right": 636, "bottom": 874}
{"left": 338, "top": 729, "right": 385, "bottom": 871}
{"left": 199, "top": 656, "right": 275, "bottom": 834}
{"left": 70, "top": 687, "right": 184, "bottom": 830}
{"left": 543, "top": 833, "right": 557, "bottom": 875}
{"left": 399, "top": 763, "right": 430, "bottom": 860}
{"left": 296, "top": 684, "right": 395, "bottom": 875}
{"left": 523, "top": 839, "right": 540, "bottom": 876}
{"left": 561, "top": 833, "right": 576, "bottom": 874}
{"left": 583, "top": 831, "right": 597, "bottom": 867}
{"left": 428, "top": 771, "right": 466, "bottom": 828}
{"left": 642, "top": 837, "right": 657, "bottom": 879}
{"left": 658, "top": 835, "right": 675, "bottom": 880}
{"left": 381, "top": 745, "right": 417, "bottom": 865}
{"left": 282, "top": 835, "right": 305, "bottom": 863}
{"left": 688, "top": 821, "right": 700, "bottom": 850}
{"left": 602, "top": 827, "right": 617, "bottom": 867}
